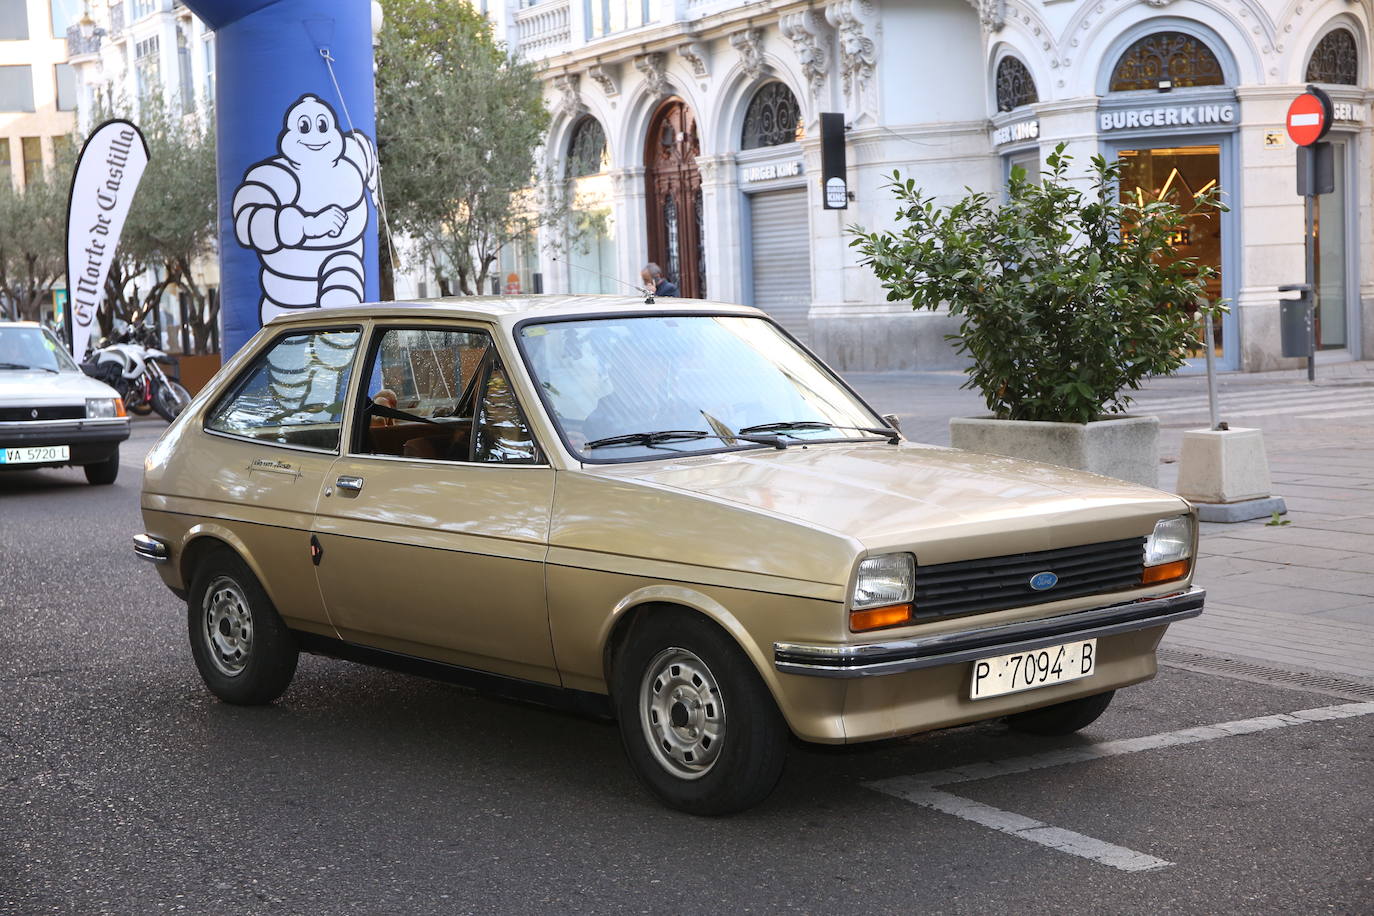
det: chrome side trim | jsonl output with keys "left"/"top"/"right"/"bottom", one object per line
{"left": 0, "top": 417, "right": 130, "bottom": 430}
{"left": 133, "top": 533, "right": 170, "bottom": 564}
{"left": 774, "top": 587, "right": 1205, "bottom": 678}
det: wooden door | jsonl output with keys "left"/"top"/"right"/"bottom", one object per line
{"left": 644, "top": 99, "right": 705, "bottom": 299}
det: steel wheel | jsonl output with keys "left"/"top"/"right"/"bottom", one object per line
{"left": 201, "top": 575, "right": 254, "bottom": 677}
{"left": 187, "top": 547, "right": 298, "bottom": 705}
{"left": 614, "top": 610, "right": 789, "bottom": 814}
{"left": 640, "top": 646, "right": 726, "bottom": 779}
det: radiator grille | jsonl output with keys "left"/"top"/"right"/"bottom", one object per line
{"left": 914, "top": 537, "right": 1146, "bottom": 620}
{"left": 0, "top": 405, "right": 85, "bottom": 421}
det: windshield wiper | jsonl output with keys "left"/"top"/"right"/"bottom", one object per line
{"left": 585, "top": 429, "right": 786, "bottom": 451}
{"left": 0, "top": 362, "right": 57, "bottom": 373}
{"left": 738, "top": 420, "right": 899, "bottom": 443}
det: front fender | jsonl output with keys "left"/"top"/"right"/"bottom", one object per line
{"left": 604, "top": 584, "right": 769, "bottom": 683}
{"left": 591, "top": 581, "right": 851, "bottom": 743}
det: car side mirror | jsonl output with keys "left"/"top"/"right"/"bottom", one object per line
{"left": 882, "top": 413, "right": 902, "bottom": 433}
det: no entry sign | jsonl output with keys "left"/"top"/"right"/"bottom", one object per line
{"left": 1287, "top": 87, "right": 1333, "bottom": 146}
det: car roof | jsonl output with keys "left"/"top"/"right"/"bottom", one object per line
{"left": 0, "top": 321, "right": 43, "bottom": 328}
{"left": 265, "top": 295, "right": 765, "bottom": 331}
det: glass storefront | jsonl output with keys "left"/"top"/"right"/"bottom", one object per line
{"left": 1118, "top": 145, "right": 1223, "bottom": 358}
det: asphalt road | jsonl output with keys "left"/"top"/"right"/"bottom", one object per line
{"left": 2, "top": 421, "right": 1372, "bottom": 915}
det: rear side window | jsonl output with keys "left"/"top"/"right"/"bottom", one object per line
{"left": 206, "top": 328, "right": 361, "bottom": 452}
{"left": 355, "top": 326, "right": 539, "bottom": 464}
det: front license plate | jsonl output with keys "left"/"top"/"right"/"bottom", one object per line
{"left": 1, "top": 445, "right": 70, "bottom": 465}
{"left": 970, "top": 639, "right": 1097, "bottom": 700}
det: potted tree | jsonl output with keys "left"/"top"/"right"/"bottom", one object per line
{"left": 849, "top": 144, "right": 1222, "bottom": 487}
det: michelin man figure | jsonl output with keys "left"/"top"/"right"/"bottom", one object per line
{"left": 232, "top": 94, "right": 378, "bottom": 326}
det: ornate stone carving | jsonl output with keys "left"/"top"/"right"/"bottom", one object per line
{"left": 1141, "top": 0, "right": 1177, "bottom": 7}
{"left": 552, "top": 73, "right": 585, "bottom": 121}
{"left": 730, "top": 28, "right": 769, "bottom": 83}
{"left": 677, "top": 42, "right": 710, "bottom": 80}
{"left": 826, "top": 1, "right": 877, "bottom": 120}
{"left": 967, "top": 0, "right": 1005, "bottom": 32}
{"left": 780, "top": 9, "right": 832, "bottom": 99}
{"left": 634, "top": 52, "right": 672, "bottom": 100}
{"left": 587, "top": 62, "right": 618, "bottom": 97}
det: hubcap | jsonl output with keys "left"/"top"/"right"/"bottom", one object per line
{"left": 202, "top": 576, "right": 253, "bottom": 677}
{"left": 640, "top": 647, "right": 725, "bottom": 779}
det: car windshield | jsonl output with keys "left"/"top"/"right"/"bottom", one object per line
{"left": 0, "top": 326, "right": 79, "bottom": 373}
{"left": 519, "top": 314, "right": 886, "bottom": 461}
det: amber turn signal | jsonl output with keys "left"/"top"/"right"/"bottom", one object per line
{"left": 1141, "top": 559, "right": 1190, "bottom": 585}
{"left": 850, "top": 603, "right": 913, "bottom": 632}
{"left": 114, "top": 398, "right": 127, "bottom": 418}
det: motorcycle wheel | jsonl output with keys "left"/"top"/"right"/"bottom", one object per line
{"left": 152, "top": 379, "right": 192, "bottom": 422}
{"left": 126, "top": 391, "right": 153, "bottom": 416}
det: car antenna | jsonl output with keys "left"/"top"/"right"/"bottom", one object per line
{"left": 552, "top": 255, "right": 655, "bottom": 304}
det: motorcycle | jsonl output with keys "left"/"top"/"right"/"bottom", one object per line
{"left": 82, "top": 310, "right": 193, "bottom": 422}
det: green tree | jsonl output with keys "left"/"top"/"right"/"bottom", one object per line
{"left": 91, "top": 90, "right": 218, "bottom": 352}
{"left": 850, "top": 145, "right": 1223, "bottom": 424}
{"left": 376, "top": 0, "right": 555, "bottom": 295}
{"left": 0, "top": 164, "right": 68, "bottom": 322}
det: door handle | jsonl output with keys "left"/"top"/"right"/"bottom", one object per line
{"left": 335, "top": 476, "right": 364, "bottom": 492}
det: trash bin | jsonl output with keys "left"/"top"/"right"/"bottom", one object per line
{"left": 1280, "top": 299, "right": 1310, "bottom": 358}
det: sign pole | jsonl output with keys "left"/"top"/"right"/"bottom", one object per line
{"left": 1286, "top": 84, "right": 1333, "bottom": 383}
{"left": 1203, "top": 312, "right": 1220, "bottom": 430}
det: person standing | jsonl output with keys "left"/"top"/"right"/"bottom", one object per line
{"left": 641, "top": 263, "right": 679, "bottom": 298}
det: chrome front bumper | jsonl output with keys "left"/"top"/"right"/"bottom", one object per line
{"left": 133, "top": 533, "right": 170, "bottom": 564}
{"left": 774, "top": 587, "right": 1205, "bottom": 678}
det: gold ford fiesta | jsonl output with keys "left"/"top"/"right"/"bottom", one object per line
{"left": 137, "top": 296, "right": 1203, "bottom": 815}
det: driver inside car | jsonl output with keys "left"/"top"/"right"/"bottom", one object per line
{"left": 583, "top": 340, "right": 703, "bottom": 443}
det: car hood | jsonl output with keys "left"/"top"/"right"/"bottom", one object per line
{"left": 598, "top": 441, "right": 1189, "bottom": 561}
{"left": 0, "top": 369, "right": 119, "bottom": 404}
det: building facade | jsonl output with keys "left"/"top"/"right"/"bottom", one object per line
{"left": 1, "top": 0, "right": 79, "bottom": 188}
{"left": 506, "top": 0, "right": 1372, "bottom": 372}
{"left": 61, "top": 1, "right": 219, "bottom": 351}
{"left": 64, "top": 1, "right": 215, "bottom": 132}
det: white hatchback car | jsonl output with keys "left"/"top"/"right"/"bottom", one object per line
{"left": 0, "top": 321, "right": 131, "bottom": 484}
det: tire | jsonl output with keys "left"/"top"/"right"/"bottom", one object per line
{"left": 613, "top": 610, "right": 788, "bottom": 815}
{"left": 1005, "top": 690, "right": 1115, "bottom": 736}
{"left": 187, "top": 547, "right": 299, "bottom": 705}
{"left": 152, "top": 379, "right": 192, "bottom": 422}
{"left": 83, "top": 448, "right": 120, "bottom": 485}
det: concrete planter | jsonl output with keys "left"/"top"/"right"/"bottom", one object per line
{"left": 949, "top": 415, "right": 1160, "bottom": 488}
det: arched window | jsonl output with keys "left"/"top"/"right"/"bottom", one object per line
{"left": 741, "top": 82, "right": 801, "bottom": 150}
{"left": 1109, "top": 31, "right": 1225, "bottom": 92}
{"left": 995, "top": 56, "right": 1038, "bottom": 112}
{"left": 567, "top": 117, "right": 607, "bottom": 178}
{"left": 1306, "top": 29, "right": 1359, "bottom": 85}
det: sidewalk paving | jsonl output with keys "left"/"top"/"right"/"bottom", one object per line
{"left": 846, "top": 359, "right": 1374, "bottom": 684}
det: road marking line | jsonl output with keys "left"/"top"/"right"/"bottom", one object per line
{"left": 1137, "top": 389, "right": 1373, "bottom": 410}
{"left": 902, "top": 789, "right": 1172, "bottom": 872}
{"left": 1140, "top": 398, "right": 1374, "bottom": 417}
{"left": 866, "top": 701, "right": 1374, "bottom": 872}
{"left": 1170, "top": 401, "right": 1374, "bottom": 419}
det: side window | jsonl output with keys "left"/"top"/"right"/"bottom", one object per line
{"left": 356, "top": 326, "right": 537, "bottom": 464}
{"left": 206, "top": 327, "right": 361, "bottom": 451}
{"left": 473, "top": 363, "right": 538, "bottom": 463}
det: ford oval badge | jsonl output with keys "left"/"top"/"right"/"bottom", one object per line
{"left": 1029, "top": 571, "right": 1058, "bottom": 591}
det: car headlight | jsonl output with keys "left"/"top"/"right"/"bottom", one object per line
{"left": 86, "top": 398, "right": 122, "bottom": 419}
{"left": 851, "top": 553, "right": 915, "bottom": 631}
{"left": 1142, "top": 515, "right": 1193, "bottom": 585}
